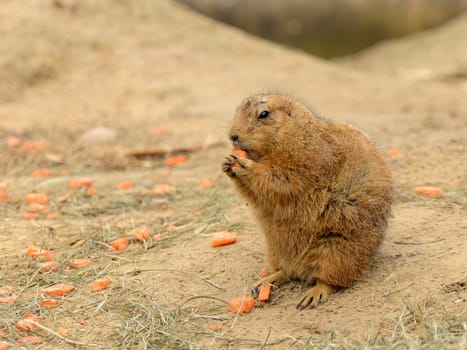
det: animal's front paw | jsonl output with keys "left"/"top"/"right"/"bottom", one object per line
{"left": 229, "top": 155, "right": 254, "bottom": 177}
{"left": 222, "top": 155, "right": 238, "bottom": 177}
{"left": 222, "top": 154, "right": 255, "bottom": 178}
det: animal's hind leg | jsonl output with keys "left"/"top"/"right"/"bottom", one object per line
{"left": 296, "top": 280, "right": 336, "bottom": 310}
{"left": 251, "top": 270, "right": 288, "bottom": 297}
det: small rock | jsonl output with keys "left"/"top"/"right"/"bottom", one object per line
{"left": 77, "top": 127, "right": 116, "bottom": 146}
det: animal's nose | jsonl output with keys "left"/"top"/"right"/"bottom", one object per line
{"left": 230, "top": 133, "right": 239, "bottom": 144}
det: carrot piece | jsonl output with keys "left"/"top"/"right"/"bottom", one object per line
{"left": 0, "top": 341, "right": 8, "bottom": 350}
{"left": 22, "top": 212, "right": 39, "bottom": 220}
{"left": 164, "top": 155, "right": 188, "bottom": 166}
{"left": 92, "top": 278, "right": 111, "bottom": 292}
{"left": 211, "top": 232, "right": 237, "bottom": 247}
{"left": 68, "top": 177, "right": 93, "bottom": 188}
{"left": 0, "top": 193, "right": 8, "bottom": 202}
{"left": 117, "top": 181, "right": 132, "bottom": 190}
{"left": 23, "top": 140, "right": 46, "bottom": 151}
{"left": 199, "top": 179, "right": 213, "bottom": 189}
{"left": 31, "top": 168, "right": 54, "bottom": 177}
{"left": 40, "top": 283, "right": 74, "bottom": 296}
{"left": 38, "top": 261, "right": 59, "bottom": 273}
{"left": 207, "top": 323, "right": 223, "bottom": 331}
{"left": 67, "top": 258, "right": 92, "bottom": 269}
{"left": 0, "top": 287, "right": 16, "bottom": 304}
{"left": 153, "top": 183, "right": 172, "bottom": 196}
{"left": 259, "top": 266, "right": 270, "bottom": 278}
{"left": 154, "top": 126, "right": 168, "bottom": 136}
{"left": 27, "top": 248, "right": 52, "bottom": 261}
{"left": 257, "top": 284, "right": 272, "bottom": 302}
{"left": 27, "top": 203, "right": 48, "bottom": 213}
{"left": 227, "top": 296, "right": 255, "bottom": 314}
{"left": 153, "top": 233, "right": 162, "bottom": 241}
{"left": 15, "top": 314, "right": 39, "bottom": 332}
{"left": 86, "top": 187, "right": 97, "bottom": 196}
{"left": 232, "top": 147, "right": 247, "bottom": 159}
{"left": 47, "top": 212, "right": 58, "bottom": 219}
{"left": 110, "top": 237, "right": 129, "bottom": 251}
{"left": 6, "top": 136, "right": 22, "bottom": 148}
{"left": 26, "top": 193, "right": 48, "bottom": 204}
{"left": 0, "top": 295, "right": 16, "bottom": 304}
{"left": 386, "top": 149, "right": 400, "bottom": 157}
{"left": 40, "top": 299, "right": 58, "bottom": 307}
{"left": 17, "top": 335, "right": 44, "bottom": 344}
{"left": 57, "top": 327, "right": 69, "bottom": 337}
{"left": 415, "top": 186, "right": 442, "bottom": 198}
{"left": 134, "top": 227, "right": 151, "bottom": 242}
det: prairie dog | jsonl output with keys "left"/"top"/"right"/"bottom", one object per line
{"left": 222, "top": 94, "right": 393, "bottom": 309}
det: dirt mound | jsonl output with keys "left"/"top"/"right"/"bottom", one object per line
{"left": 0, "top": 0, "right": 465, "bottom": 349}
{"left": 338, "top": 13, "right": 467, "bottom": 84}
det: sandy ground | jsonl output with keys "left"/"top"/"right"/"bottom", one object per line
{"left": 0, "top": 0, "right": 466, "bottom": 348}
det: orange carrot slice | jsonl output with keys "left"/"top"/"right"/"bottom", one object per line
{"left": 67, "top": 258, "right": 92, "bottom": 269}
{"left": 0, "top": 193, "right": 8, "bottom": 202}
{"left": 26, "top": 193, "right": 48, "bottom": 204}
{"left": 27, "top": 203, "right": 48, "bottom": 213}
{"left": 134, "top": 227, "right": 151, "bottom": 242}
{"left": 164, "top": 155, "right": 188, "bottom": 166}
{"left": 17, "top": 335, "right": 44, "bottom": 344}
{"left": 117, "top": 181, "right": 132, "bottom": 190}
{"left": 415, "top": 186, "right": 442, "bottom": 198}
{"left": 199, "top": 179, "right": 213, "bottom": 189}
{"left": 207, "top": 323, "right": 223, "bottom": 331}
{"left": 27, "top": 248, "right": 52, "bottom": 261}
{"left": 31, "top": 168, "right": 54, "bottom": 177}
{"left": 153, "top": 233, "right": 162, "bottom": 241}
{"left": 23, "top": 140, "right": 46, "bottom": 151}
{"left": 386, "top": 149, "right": 400, "bottom": 157}
{"left": 86, "top": 187, "right": 97, "bottom": 196}
{"left": 57, "top": 327, "right": 69, "bottom": 336}
{"left": 211, "top": 232, "right": 237, "bottom": 247}
{"left": 0, "top": 287, "right": 16, "bottom": 304}
{"left": 259, "top": 266, "right": 270, "bottom": 278}
{"left": 92, "top": 278, "right": 111, "bottom": 292}
{"left": 40, "top": 300, "right": 58, "bottom": 307}
{"left": 15, "top": 314, "right": 39, "bottom": 332}
{"left": 0, "top": 295, "right": 16, "bottom": 304}
{"left": 38, "top": 261, "right": 59, "bottom": 273}
{"left": 22, "top": 212, "right": 39, "bottom": 221}
{"left": 154, "top": 126, "right": 168, "bottom": 136}
{"left": 110, "top": 237, "right": 129, "bottom": 251}
{"left": 47, "top": 212, "right": 58, "bottom": 219}
{"left": 153, "top": 183, "right": 172, "bottom": 196}
{"left": 227, "top": 296, "right": 255, "bottom": 314}
{"left": 232, "top": 147, "right": 247, "bottom": 159}
{"left": 6, "top": 136, "right": 21, "bottom": 148}
{"left": 40, "top": 284, "right": 74, "bottom": 296}
{"left": 257, "top": 284, "right": 271, "bottom": 302}
{"left": 68, "top": 177, "right": 93, "bottom": 188}
{"left": 0, "top": 342, "right": 8, "bottom": 350}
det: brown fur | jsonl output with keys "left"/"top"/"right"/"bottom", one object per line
{"left": 222, "top": 94, "right": 393, "bottom": 309}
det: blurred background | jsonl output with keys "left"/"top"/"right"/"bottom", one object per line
{"left": 176, "top": 0, "right": 467, "bottom": 57}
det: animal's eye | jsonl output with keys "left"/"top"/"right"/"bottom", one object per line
{"left": 258, "top": 110, "right": 269, "bottom": 119}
